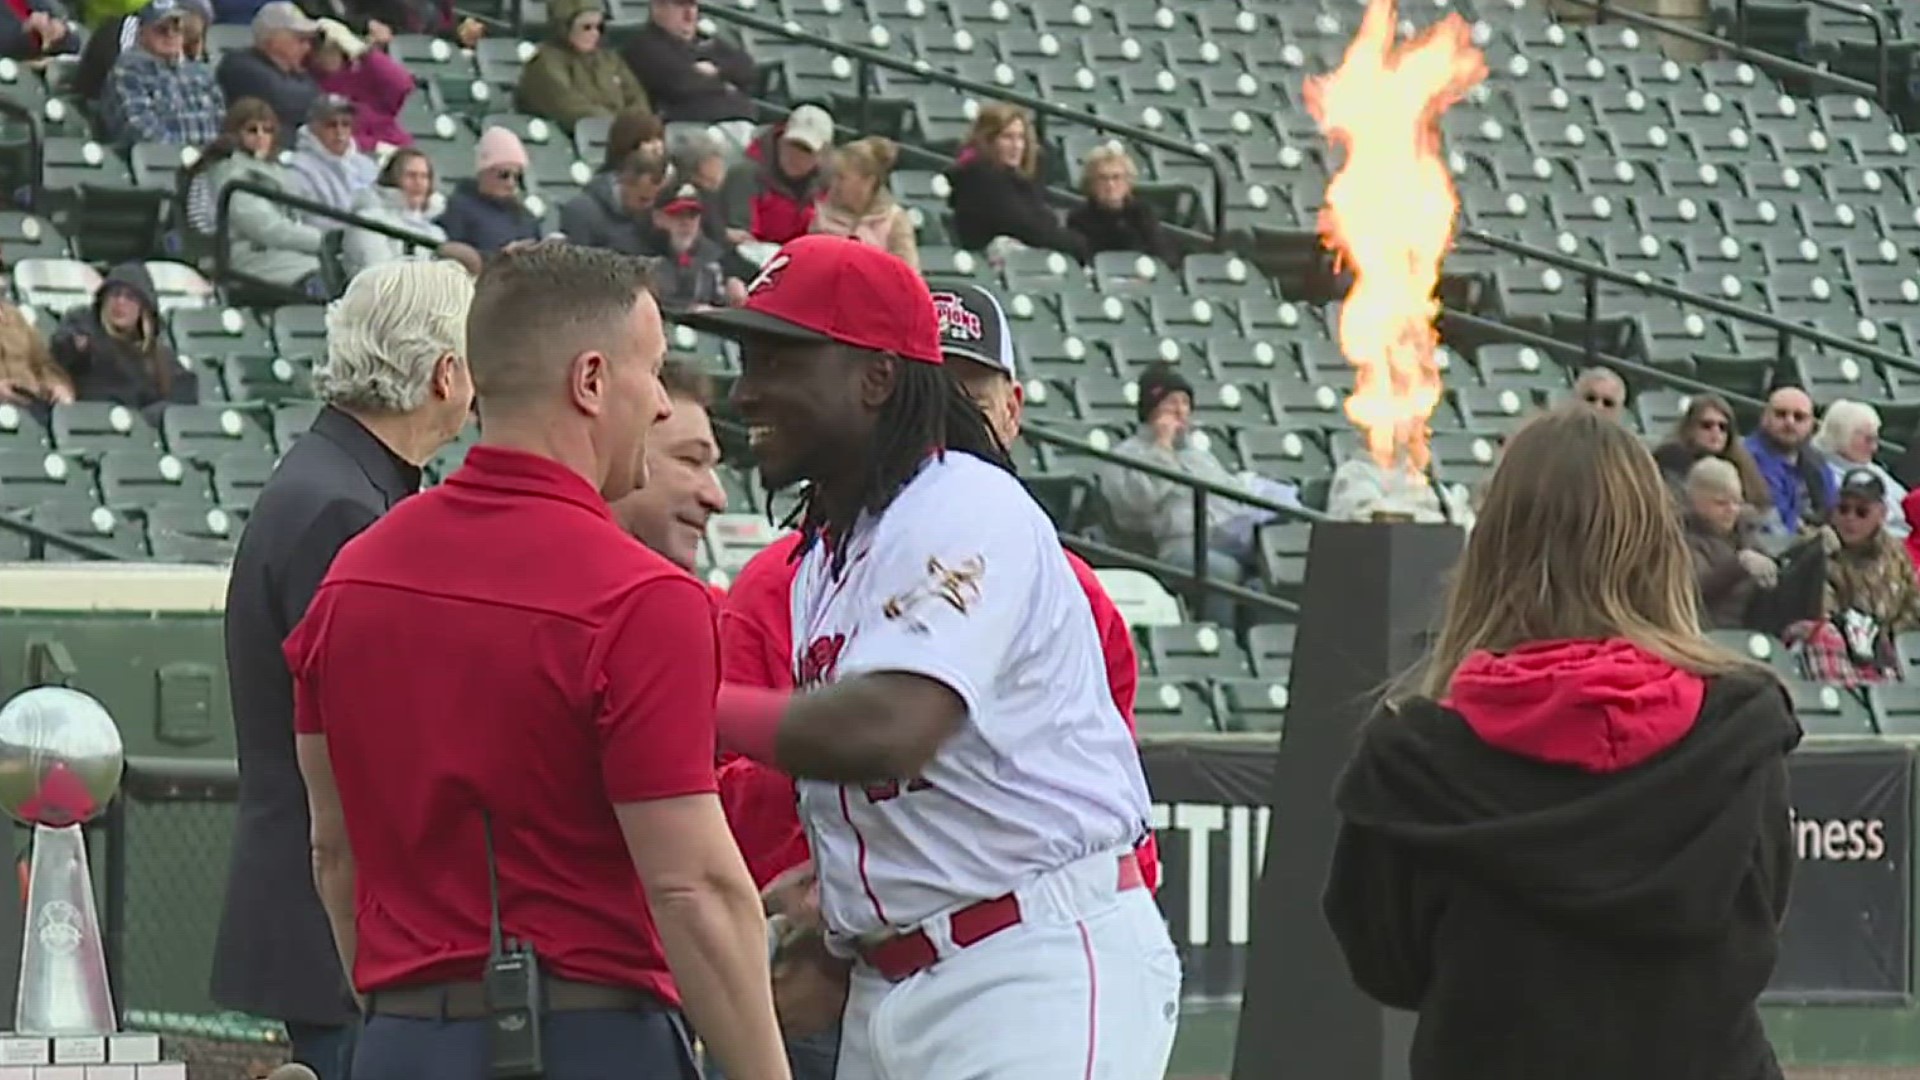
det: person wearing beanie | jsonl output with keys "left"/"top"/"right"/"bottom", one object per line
{"left": 1097, "top": 361, "right": 1260, "bottom": 626}
{"left": 437, "top": 126, "right": 545, "bottom": 254}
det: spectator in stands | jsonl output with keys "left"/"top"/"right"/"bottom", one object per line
{"left": 337, "top": 0, "right": 480, "bottom": 44}
{"left": 343, "top": 148, "right": 483, "bottom": 277}
{"left": 49, "top": 262, "right": 197, "bottom": 416}
{"left": 515, "top": 0, "right": 648, "bottom": 136}
{"left": 1571, "top": 365, "right": 1626, "bottom": 422}
{"left": 289, "top": 95, "right": 378, "bottom": 219}
{"left": 308, "top": 17, "right": 413, "bottom": 154}
{"left": 946, "top": 103, "right": 1088, "bottom": 263}
{"left": 622, "top": 0, "right": 756, "bottom": 140}
{"left": 75, "top": 0, "right": 209, "bottom": 100}
{"left": 0, "top": 0, "right": 76, "bottom": 59}
{"left": 1792, "top": 469, "right": 1920, "bottom": 683}
{"left": 0, "top": 301, "right": 73, "bottom": 409}
{"left": 437, "top": 127, "right": 544, "bottom": 254}
{"left": 720, "top": 103, "right": 831, "bottom": 245}
{"left": 1746, "top": 385, "right": 1834, "bottom": 535}
{"left": 1326, "top": 406, "right": 1798, "bottom": 1080}
{"left": 602, "top": 105, "right": 666, "bottom": 175}
{"left": 1683, "top": 457, "right": 1775, "bottom": 631}
{"left": 1099, "top": 362, "right": 1259, "bottom": 625}
{"left": 810, "top": 136, "right": 916, "bottom": 270}
{"left": 609, "top": 358, "right": 726, "bottom": 573}
{"left": 558, "top": 142, "right": 668, "bottom": 256}
{"left": 1066, "top": 144, "right": 1173, "bottom": 265}
{"left": 649, "top": 181, "right": 743, "bottom": 314}
{"left": 216, "top": 1, "right": 321, "bottom": 142}
{"left": 672, "top": 128, "right": 743, "bottom": 248}
{"left": 200, "top": 96, "right": 329, "bottom": 296}
{"left": 99, "top": 0, "right": 225, "bottom": 148}
{"left": 214, "top": 261, "right": 476, "bottom": 1080}
{"left": 1651, "top": 392, "right": 1771, "bottom": 516}
{"left": 1813, "top": 399, "right": 1907, "bottom": 538}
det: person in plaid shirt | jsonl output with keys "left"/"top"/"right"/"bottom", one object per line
{"left": 100, "top": 0, "right": 224, "bottom": 148}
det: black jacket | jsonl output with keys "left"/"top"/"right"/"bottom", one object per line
{"left": 1326, "top": 641, "right": 1801, "bottom": 1080}
{"left": 619, "top": 21, "right": 755, "bottom": 123}
{"left": 1066, "top": 198, "right": 1172, "bottom": 263}
{"left": 210, "top": 406, "right": 423, "bottom": 1025}
{"left": 556, "top": 171, "right": 662, "bottom": 256}
{"left": 50, "top": 261, "right": 195, "bottom": 414}
{"left": 945, "top": 152, "right": 1088, "bottom": 261}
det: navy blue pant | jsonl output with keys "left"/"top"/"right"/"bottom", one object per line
{"left": 287, "top": 1021, "right": 358, "bottom": 1080}
{"left": 353, "top": 1008, "right": 698, "bottom": 1080}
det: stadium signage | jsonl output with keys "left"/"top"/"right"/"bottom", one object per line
{"left": 1142, "top": 741, "right": 1914, "bottom": 1003}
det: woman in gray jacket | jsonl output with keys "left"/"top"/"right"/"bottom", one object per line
{"left": 193, "top": 97, "right": 327, "bottom": 296}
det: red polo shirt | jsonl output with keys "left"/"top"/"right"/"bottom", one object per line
{"left": 285, "top": 446, "right": 718, "bottom": 1006}
{"left": 716, "top": 532, "right": 1160, "bottom": 892}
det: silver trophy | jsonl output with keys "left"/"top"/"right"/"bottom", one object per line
{"left": 0, "top": 686, "right": 124, "bottom": 1036}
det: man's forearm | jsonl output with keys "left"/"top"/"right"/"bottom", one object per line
{"left": 651, "top": 883, "right": 791, "bottom": 1080}
{"left": 312, "top": 848, "right": 359, "bottom": 1002}
{"left": 774, "top": 679, "right": 906, "bottom": 783}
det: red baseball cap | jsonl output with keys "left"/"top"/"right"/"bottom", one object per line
{"left": 677, "top": 234, "right": 943, "bottom": 365}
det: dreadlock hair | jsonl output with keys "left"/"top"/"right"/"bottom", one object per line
{"left": 782, "top": 350, "right": 1015, "bottom": 577}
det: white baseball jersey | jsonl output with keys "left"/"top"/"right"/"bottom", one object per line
{"left": 788, "top": 452, "right": 1153, "bottom": 939}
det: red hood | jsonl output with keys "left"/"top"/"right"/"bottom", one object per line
{"left": 1443, "top": 639, "right": 1705, "bottom": 773}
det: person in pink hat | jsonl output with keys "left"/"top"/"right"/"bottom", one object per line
{"left": 437, "top": 126, "right": 544, "bottom": 254}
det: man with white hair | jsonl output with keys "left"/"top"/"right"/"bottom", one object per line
{"left": 1814, "top": 399, "right": 1908, "bottom": 537}
{"left": 1682, "top": 456, "right": 1775, "bottom": 630}
{"left": 216, "top": 0, "right": 323, "bottom": 141}
{"left": 1571, "top": 366, "right": 1626, "bottom": 424}
{"left": 213, "top": 260, "right": 476, "bottom": 1080}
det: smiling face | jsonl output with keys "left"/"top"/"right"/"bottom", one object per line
{"left": 730, "top": 339, "right": 877, "bottom": 492}
{"left": 610, "top": 393, "right": 727, "bottom": 571}
{"left": 992, "top": 118, "right": 1027, "bottom": 170}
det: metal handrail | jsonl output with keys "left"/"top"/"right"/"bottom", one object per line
{"left": 1060, "top": 532, "right": 1299, "bottom": 617}
{"left": 0, "top": 509, "right": 131, "bottom": 561}
{"left": 1573, "top": 0, "right": 1882, "bottom": 102}
{"left": 212, "top": 177, "right": 446, "bottom": 290}
{"left": 696, "top": 3, "right": 1232, "bottom": 242}
{"left": 1730, "top": 0, "right": 1893, "bottom": 104}
{"left": 1457, "top": 227, "right": 1920, "bottom": 379}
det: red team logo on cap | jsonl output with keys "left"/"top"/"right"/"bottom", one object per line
{"left": 930, "top": 293, "right": 981, "bottom": 342}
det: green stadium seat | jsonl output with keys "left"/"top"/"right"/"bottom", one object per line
{"left": 142, "top": 261, "right": 217, "bottom": 315}
{"left": 145, "top": 503, "right": 240, "bottom": 564}
{"left": 161, "top": 405, "right": 274, "bottom": 464}
{"left": 270, "top": 306, "right": 330, "bottom": 361}
{"left": 49, "top": 402, "right": 164, "bottom": 455}
{"left": 11, "top": 258, "right": 101, "bottom": 315}
{"left": 1133, "top": 677, "right": 1217, "bottom": 735}
{"left": 210, "top": 451, "right": 276, "bottom": 511}
{"left": 98, "top": 450, "right": 212, "bottom": 509}
{"left": 1141, "top": 622, "right": 1248, "bottom": 678}
{"left": 221, "top": 354, "right": 314, "bottom": 404}
{"left": 1244, "top": 622, "right": 1295, "bottom": 677}
{"left": 1094, "top": 568, "right": 1184, "bottom": 628}
{"left": 0, "top": 449, "right": 90, "bottom": 509}
{"left": 1213, "top": 675, "right": 1286, "bottom": 734}
{"left": 0, "top": 401, "right": 50, "bottom": 451}
{"left": 30, "top": 502, "right": 149, "bottom": 561}
{"left": 0, "top": 212, "right": 71, "bottom": 261}
{"left": 171, "top": 307, "right": 276, "bottom": 363}
{"left": 1786, "top": 679, "right": 1876, "bottom": 737}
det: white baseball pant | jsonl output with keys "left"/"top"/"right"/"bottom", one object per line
{"left": 832, "top": 848, "right": 1183, "bottom": 1080}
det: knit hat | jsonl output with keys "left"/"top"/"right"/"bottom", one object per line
{"left": 313, "top": 16, "right": 367, "bottom": 58}
{"left": 476, "top": 127, "right": 529, "bottom": 174}
{"left": 1135, "top": 362, "right": 1194, "bottom": 422}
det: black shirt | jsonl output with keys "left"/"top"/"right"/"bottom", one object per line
{"left": 209, "top": 406, "right": 421, "bottom": 1025}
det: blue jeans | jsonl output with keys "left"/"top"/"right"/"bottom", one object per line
{"left": 286, "top": 1021, "right": 357, "bottom": 1080}
{"left": 353, "top": 1007, "right": 698, "bottom": 1080}
{"left": 704, "top": 1026, "right": 839, "bottom": 1080}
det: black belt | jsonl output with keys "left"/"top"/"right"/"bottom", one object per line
{"left": 366, "top": 977, "right": 659, "bottom": 1021}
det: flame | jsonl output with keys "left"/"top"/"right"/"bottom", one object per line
{"left": 1305, "top": 0, "right": 1486, "bottom": 481}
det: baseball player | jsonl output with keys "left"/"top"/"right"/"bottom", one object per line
{"left": 685, "top": 235, "right": 1180, "bottom": 1080}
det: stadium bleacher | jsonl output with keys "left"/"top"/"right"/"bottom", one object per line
{"left": 4, "top": 0, "right": 1920, "bottom": 742}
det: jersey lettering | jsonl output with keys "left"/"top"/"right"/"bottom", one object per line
{"left": 797, "top": 633, "right": 846, "bottom": 689}
{"left": 863, "top": 776, "right": 935, "bottom": 803}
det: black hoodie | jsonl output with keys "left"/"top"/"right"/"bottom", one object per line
{"left": 50, "top": 261, "right": 195, "bottom": 414}
{"left": 1326, "top": 639, "right": 1802, "bottom": 1080}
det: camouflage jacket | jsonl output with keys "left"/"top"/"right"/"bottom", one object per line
{"left": 1821, "top": 525, "right": 1920, "bottom": 632}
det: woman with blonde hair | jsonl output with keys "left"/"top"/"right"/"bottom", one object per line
{"left": 1066, "top": 143, "right": 1173, "bottom": 263}
{"left": 0, "top": 301, "right": 72, "bottom": 407}
{"left": 944, "top": 102, "right": 1088, "bottom": 261}
{"left": 810, "top": 136, "right": 918, "bottom": 269}
{"left": 1325, "top": 405, "right": 1800, "bottom": 1080}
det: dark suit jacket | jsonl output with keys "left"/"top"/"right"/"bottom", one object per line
{"left": 210, "top": 406, "right": 421, "bottom": 1025}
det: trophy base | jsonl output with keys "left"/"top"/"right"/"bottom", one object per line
{"left": 14, "top": 826, "right": 114, "bottom": 1037}
{"left": 0, "top": 1031, "right": 182, "bottom": 1077}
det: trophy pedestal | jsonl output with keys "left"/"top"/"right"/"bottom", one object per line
{"left": 16, "top": 825, "right": 112, "bottom": 1038}
{"left": 0, "top": 1029, "right": 181, "bottom": 1076}
{"left": 1230, "top": 521, "right": 1463, "bottom": 1080}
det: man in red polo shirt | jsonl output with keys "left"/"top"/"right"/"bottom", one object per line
{"left": 707, "top": 280, "right": 1162, "bottom": 1080}
{"left": 287, "top": 243, "right": 790, "bottom": 1080}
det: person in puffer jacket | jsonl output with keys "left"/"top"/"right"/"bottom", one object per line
{"left": 718, "top": 103, "right": 832, "bottom": 245}
{"left": 50, "top": 261, "right": 198, "bottom": 415}
{"left": 513, "top": 0, "right": 648, "bottom": 134}
{"left": 287, "top": 94, "right": 379, "bottom": 218}
{"left": 436, "top": 126, "right": 544, "bottom": 254}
